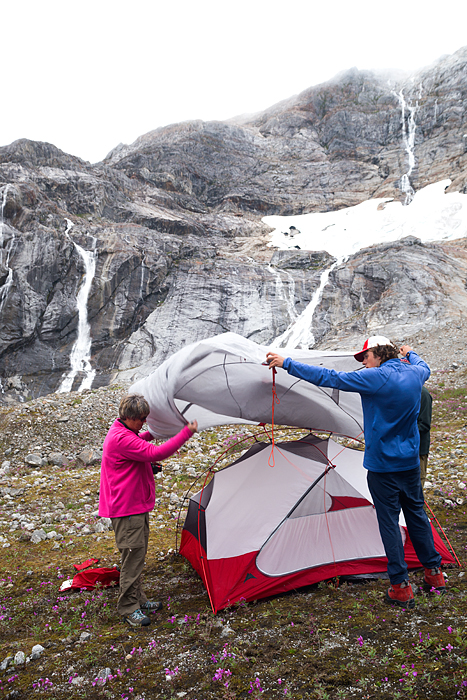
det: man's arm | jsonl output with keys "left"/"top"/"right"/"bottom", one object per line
{"left": 400, "top": 345, "right": 431, "bottom": 382}
{"left": 266, "top": 352, "right": 386, "bottom": 394}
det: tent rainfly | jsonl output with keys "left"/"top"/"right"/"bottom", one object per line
{"left": 130, "top": 333, "right": 456, "bottom": 612}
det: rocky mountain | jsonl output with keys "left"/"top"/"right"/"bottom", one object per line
{"left": 0, "top": 47, "right": 466, "bottom": 400}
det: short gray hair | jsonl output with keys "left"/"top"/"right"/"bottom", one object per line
{"left": 118, "top": 394, "right": 150, "bottom": 420}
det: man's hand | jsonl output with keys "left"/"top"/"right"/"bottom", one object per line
{"left": 400, "top": 345, "right": 413, "bottom": 357}
{"left": 188, "top": 420, "right": 198, "bottom": 433}
{"left": 266, "top": 352, "right": 285, "bottom": 369}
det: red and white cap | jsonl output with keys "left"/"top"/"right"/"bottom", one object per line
{"left": 354, "top": 336, "right": 392, "bottom": 363}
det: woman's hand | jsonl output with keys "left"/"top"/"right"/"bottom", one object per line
{"left": 188, "top": 420, "right": 198, "bottom": 433}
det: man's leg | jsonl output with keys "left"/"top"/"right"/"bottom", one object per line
{"left": 111, "top": 513, "right": 148, "bottom": 617}
{"left": 399, "top": 468, "right": 442, "bottom": 571}
{"left": 367, "top": 471, "right": 408, "bottom": 584}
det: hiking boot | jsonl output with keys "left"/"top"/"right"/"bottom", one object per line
{"left": 385, "top": 580, "right": 415, "bottom": 608}
{"left": 141, "top": 600, "right": 162, "bottom": 612}
{"left": 123, "top": 608, "right": 151, "bottom": 627}
{"left": 423, "top": 567, "right": 446, "bottom": 594}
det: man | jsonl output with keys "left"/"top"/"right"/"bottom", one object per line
{"left": 99, "top": 394, "right": 197, "bottom": 627}
{"left": 266, "top": 336, "right": 445, "bottom": 608}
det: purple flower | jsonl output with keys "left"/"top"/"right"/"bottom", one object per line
{"left": 357, "top": 636, "right": 364, "bottom": 647}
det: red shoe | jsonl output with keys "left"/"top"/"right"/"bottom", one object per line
{"left": 385, "top": 580, "right": 415, "bottom": 608}
{"left": 423, "top": 567, "right": 446, "bottom": 594}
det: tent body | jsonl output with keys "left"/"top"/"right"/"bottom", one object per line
{"left": 180, "top": 435, "right": 454, "bottom": 612}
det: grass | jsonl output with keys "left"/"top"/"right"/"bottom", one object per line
{"left": 0, "top": 393, "right": 465, "bottom": 698}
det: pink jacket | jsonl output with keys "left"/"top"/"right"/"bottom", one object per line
{"left": 99, "top": 420, "right": 193, "bottom": 518}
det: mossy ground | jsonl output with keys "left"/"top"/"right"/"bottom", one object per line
{"left": 0, "top": 383, "right": 466, "bottom": 699}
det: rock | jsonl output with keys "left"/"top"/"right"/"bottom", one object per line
{"left": 79, "top": 632, "right": 91, "bottom": 642}
{"left": 95, "top": 667, "right": 112, "bottom": 685}
{"left": 5, "top": 375, "right": 24, "bottom": 392}
{"left": 30, "top": 644, "right": 45, "bottom": 660}
{"left": 48, "top": 452, "right": 65, "bottom": 466}
{"left": 30, "top": 529, "right": 47, "bottom": 544}
{"left": 14, "top": 651, "right": 25, "bottom": 665}
{"left": 0, "top": 655, "right": 13, "bottom": 671}
{"left": 77, "top": 448, "right": 102, "bottom": 466}
{"left": 25, "top": 454, "right": 43, "bottom": 468}
{"left": 71, "top": 676, "right": 85, "bottom": 686}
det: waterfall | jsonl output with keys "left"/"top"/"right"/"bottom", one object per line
{"left": 395, "top": 87, "right": 421, "bottom": 206}
{"left": 267, "top": 264, "right": 297, "bottom": 329}
{"left": 0, "top": 185, "right": 14, "bottom": 312}
{"left": 58, "top": 220, "right": 97, "bottom": 393}
{"left": 274, "top": 259, "right": 341, "bottom": 349}
{"left": 0, "top": 184, "right": 10, "bottom": 238}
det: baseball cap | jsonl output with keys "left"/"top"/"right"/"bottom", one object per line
{"left": 354, "top": 336, "right": 392, "bottom": 363}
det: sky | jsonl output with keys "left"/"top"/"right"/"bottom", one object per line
{"left": 1, "top": 0, "right": 467, "bottom": 164}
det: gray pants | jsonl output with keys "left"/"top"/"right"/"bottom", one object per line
{"left": 111, "top": 512, "right": 149, "bottom": 616}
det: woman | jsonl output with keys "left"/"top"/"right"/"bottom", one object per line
{"left": 99, "top": 393, "right": 197, "bottom": 627}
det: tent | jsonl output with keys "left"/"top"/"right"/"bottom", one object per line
{"left": 180, "top": 434, "right": 454, "bottom": 612}
{"left": 130, "top": 333, "right": 455, "bottom": 611}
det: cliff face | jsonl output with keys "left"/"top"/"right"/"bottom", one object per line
{"left": 106, "top": 47, "right": 467, "bottom": 212}
{"left": 0, "top": 47, "right": 466, "bottom": 398}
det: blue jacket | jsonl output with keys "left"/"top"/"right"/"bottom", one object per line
{"left": 282, "top": 351, "right": 430, "bottom": 473}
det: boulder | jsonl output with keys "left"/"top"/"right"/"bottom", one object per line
{"left": 76, "top": 448, "right": 103, "bottom": 466}
{"left": 30, "top": 529, "right": 47, "bottom": 544}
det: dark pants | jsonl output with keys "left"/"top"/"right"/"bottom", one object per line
{"left": 367, "top": 467, "right": 442, "bottom": 584}
{"left": 111, "top": 512, "right": 150, "bottom": 616}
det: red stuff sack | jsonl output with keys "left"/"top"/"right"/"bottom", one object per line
{"left": 60, "top": 567, "right": 120, "bottom": 592}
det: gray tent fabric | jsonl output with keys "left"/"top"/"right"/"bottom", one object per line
{"left": 129, "top": 332, "right": 364, "bottom": 438}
